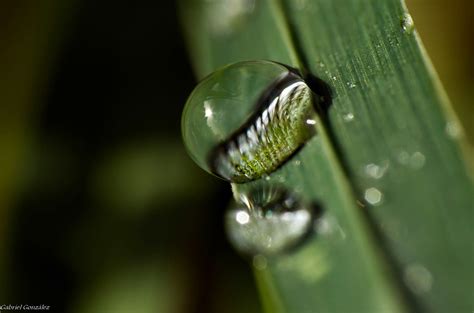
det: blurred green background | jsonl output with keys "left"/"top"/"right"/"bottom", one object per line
{"left": 0, "top": 0, "right": 472, "bottom": 312}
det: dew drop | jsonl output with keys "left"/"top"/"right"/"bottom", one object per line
{"left": 445, "top": 121, "right": 462, "bottom": 139}
{"left": 364, "top": 161, "right": 389, "bottom": 179}
{"left": 404, "top": 263, "right": 433, "bottom": 294}
{"left": 342, "top": 112, "right": 354, "bottom": 122}
{"left": 364, "top": 187, "right": 383, "bottom": 206}
{"left": 182, "top": 60, "right": 318, "bottom": 183}
{"left": 409, "top": 152, "right": 425, "bottom": 169}
{"left": 397, "top": 150, "right": 410, "bottom": 165}
{"left": 397, "top": 150, "right": 426, "bottom": 169}
{"left": 225, "top": 186, "right": 314, "bottom": 255}
{"left": 346, "top": 81, "right": 356, "bottom": 89}
{"left": 401, "top": 13, "right": 415, "bottom": 34}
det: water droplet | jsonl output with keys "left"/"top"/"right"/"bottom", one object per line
{"left": 342, "top": 112, "right": 354, "bottom": 122}
{"left": 409, "top": 151, "right": 425, "bottom": 169}
{"left": 294, "top": 160, "right": 301, "bottom": 166}
{"left": 364, "top": 187, "right": 383, "bottom": 206}
{"left": 401, "top": 13, "right": 415, "bottom": 34}
{"left": 404, "top": 263, "right": 433, "bottom": 294}
{"left": 397, "top": 150, "right": 426, "bottom": 169}
{"left": 346, "top": 82, "right": 356, "bottom": 89}
{"left": 445, "top": 121, "right": 462, "bottom": 139}
{"left": 226, "top": 186, "right": 314, "bottom": 255}
{"left": 314, "top": 215, "right": 346, "bottom": 239}
{"left": 364, "top": 161, "right": 389, "bottom": 179}
{"left": 397, "top": 150, "right": 410, "bottom": 165}
{"left": 182, "top": 60, "right": 318, "bottom": 183}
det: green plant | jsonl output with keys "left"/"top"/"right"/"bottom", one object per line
{"left": 179, "top": 0, "right": 474, "bottom": 312}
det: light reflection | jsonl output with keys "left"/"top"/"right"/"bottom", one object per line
{"left": 236, "top": 211, "right": 250, "bottom": 225}
{"left": 204, "top": 101, "right": 213, "bottom": 119}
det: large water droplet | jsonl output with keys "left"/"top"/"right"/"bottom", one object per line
{"left": 182, "top": 60, "right": 317, "bottom": 183}
{"left": 225, "top": 186, "right": 314, "bottom": 255}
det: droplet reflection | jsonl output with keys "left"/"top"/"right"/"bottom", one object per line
{"left": 182, "top": 60, "right": 318, "bottom": 183}
{"left": 226, "top": 186, "right": 315, "bottom": 255}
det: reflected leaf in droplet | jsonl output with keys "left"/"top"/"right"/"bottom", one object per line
{"left": 182, "top": 60, "right": 318, "bottom": 183}
{"left": 225, "top": 186, "right": 316, "bottom": 255}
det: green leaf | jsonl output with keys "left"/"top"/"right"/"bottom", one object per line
{"left": 179, "top": 0, "right": 474, "bottom": 312}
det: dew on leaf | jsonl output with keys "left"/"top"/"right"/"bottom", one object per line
{"left": 226, "top": 186, "right": 315, "bottom": 255}
{"left": 182, "top": 60, "right": 318, "bottom": 183}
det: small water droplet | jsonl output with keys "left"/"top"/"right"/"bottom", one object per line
{"left": 401, "top": 13, "right": 415, "bottom": 34}
{"left": 182, "top": 60, "right": 318, "bottom": 183}
{"left": 226, "top": 186, "right": 314, "bottom": 255}
{"left": 332, "top": 76, "right": 337, "bottom": 81}
{"left": 409, "top": 151, "right": 425, "bottom": 169}
{"left": 317, "top": 61, "right": 325, "bottom": 68}
{"left": 294, "top": 160, "right": 301, "bottom": 166}
{"left": 445, "top": 121, "right": 462, "bottom": 139}
{"left": 346, "top": 82, "right": 356, "bottom": 89}
{"left": 397, "top": 150, "right": 410, "bottom": 165}
{"left": 365, "top": 161, "right": 389, "bottom": 179}
{"left": 314, "top": 215, "right": 346, "bottom": 239}
{"left": 404, "top": 263, "right": 433, "bottom": 294}
{"left": 342, "top": 112, "right": 354, "bottom": 122}
{"left": 397, "top": 150, "right": 426, "bottom": 169}
{"left": 364, "top": 187, "right": 383, "bottom": 206}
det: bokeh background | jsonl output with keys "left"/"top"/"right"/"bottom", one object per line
{"left": 0, "top": 0, "right": 472, "bottom": 312}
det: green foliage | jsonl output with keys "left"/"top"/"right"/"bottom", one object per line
{"left": 180, "top": 0, "right": 474, "bottom": 312}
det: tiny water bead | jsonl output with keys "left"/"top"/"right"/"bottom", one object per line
{"left": 182, "top": 60, "right": 317, "bottom": 183}
{"left": 364, "top": 187, "right": 383, "bottom": 206}
{"left": 225, "top": 186, "right": 315, "bottom": 255}
{"left": 401, "top": 13, "right": 415, "bottom": 34}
